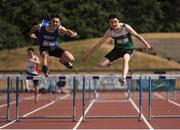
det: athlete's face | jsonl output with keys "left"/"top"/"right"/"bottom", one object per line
{"left": 27, "top": 50, "right": 34, "bottom": 58}
{"left": 109, "top": 18, "right": 120, "bottom": 29}
{"left": 51, "top": 17, "right": 60, "bottom": 27}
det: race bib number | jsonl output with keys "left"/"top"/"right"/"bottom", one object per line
{"left": 117, "top": 38, "right": 128, "bottom": 44}
{"left": 43, "top": 41, "right": 55, "bottom": 46}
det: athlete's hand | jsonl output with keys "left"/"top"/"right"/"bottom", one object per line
{"left": 71, "top": 32, "right": 78, "bottom": 37}
{"left": 145, "top": 44, "right": 151, "bottom": 52}
{"left": 29, "top": 33, "right": 37, "bottom": 40}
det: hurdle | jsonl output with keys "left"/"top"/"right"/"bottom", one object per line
{"left": 0, "top": 76, "right": 9, "bottom": 121}
{"left": 14, "top": 75, "right": 77, "bottom": 121}
{"left": 82, "top": 75, "right": 143, "bottom": 121}
{"left": 148, "top": 74, "right": 180, "bottom": 120}
{"left": 0, "top": 75, "right": 15, "bottom": 121}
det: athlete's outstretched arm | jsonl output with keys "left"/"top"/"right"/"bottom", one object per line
{"left": 82, "top": 29, "right": 111, "bottom": 62}
{"left": 59, "top": 27, "right": 77, "bottom": 37}
{"left": 126, "top": 24, "right": 151, "bottom": 52}
{"left": 29, "top": 24, "right": 41, "bottom": 40}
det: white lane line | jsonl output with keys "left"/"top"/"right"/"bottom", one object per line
{"left": 23, "top": 94, "right": 69, "bottom": 118}
{"left": 0, "top": 94, "right": 70, "bottom": 129}
{"left": 129, "top": 98, "right": 154, "bottom": 130}
{"left": 0, "top": 94, "right": 40, "bottom": 108}
{"left": 154, "top": 93, "right": 180, "bottom": 107}
{"left": 73, "top": 93, "right": 99, "bottom": 130}
{"left": 154, "top": 93, "right": 165, "bottom": 99}
{"left": 125, "top": 93, "right": 154, "bottom": 130}
{"left": 0, "top": 101, "right": 16, "bottom": 108}
{"left": 168, "top": 100, "right": 180, "bottom": 107}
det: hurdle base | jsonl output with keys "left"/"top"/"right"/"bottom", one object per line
{"left": 151, "top": 115, "right": 180, "bottom": 118}
{"left": 85, "top": 115, "right": 140, "bottom": 119}
{"left": 18, "top": 116, "right": 75, "bottom": 120}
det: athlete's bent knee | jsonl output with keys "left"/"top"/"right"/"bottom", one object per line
{"left": 41, "top": 52, "right": 48, "bottom": 58}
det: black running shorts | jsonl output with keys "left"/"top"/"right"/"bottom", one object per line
{"left": 39, "top": 46, "right": 65, "bottom": 57}
{"left": 105, "top": 48, "right": 133, "bottom": 62}
{"left": 26, "top": 72, "right": 39, "bottom": 86}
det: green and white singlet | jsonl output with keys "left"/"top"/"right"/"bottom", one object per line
{"left": 111, "top": 24, "right": 134, "bottom": 49}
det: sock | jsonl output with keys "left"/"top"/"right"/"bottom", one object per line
{"left": 42, "top": 65, "right": 48, "bottom": 74}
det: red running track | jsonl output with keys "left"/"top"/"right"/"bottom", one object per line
{"left": 0, "top": 91, "right": 180, "bottom": 129}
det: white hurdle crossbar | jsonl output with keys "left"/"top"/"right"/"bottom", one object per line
{"left": 148, "top": 74, "right": 180, "bottom": 120}
{"left": 82, "top": 75, "right": 143, "bottom": 121}
{"left": 0, "top": 74, "right": 77, "bottom": 121}
{"left": 1, "top": 74, "right": 180, "bottom": 121}
{"left": 15, "top": 75, "right": 77, "bottom": 121}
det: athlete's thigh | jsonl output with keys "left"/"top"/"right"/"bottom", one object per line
{"left": 122, "top": 49, "right": 133, "bottom": 61}
{"left": 123, "top": 53, "right": 131, "bottom": 62}
{"left": 49, "top": 47, "right": 65, "bottom": 58}
{"left": 105, "top": 47, "right": 121, "bottom": 62}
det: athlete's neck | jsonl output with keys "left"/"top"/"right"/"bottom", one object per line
{"left": 46, "top": 24, "right": 58, "bottom": 32}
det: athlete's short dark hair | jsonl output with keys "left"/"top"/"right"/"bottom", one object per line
{"left": 51, "top": 14, "right": 61, "bottom": 20}
{"left": 27, "top": 47, "right": 34, "bottom": 52}
{"left": 108, "top": 14, "right": 119, "bottom": 21}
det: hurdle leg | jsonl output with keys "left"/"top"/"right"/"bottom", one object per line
{"left": 133, "top": 80, "right": 136, "bottom": 101}
{"left": 82, "top": 76, "right": 86, "bottom": 121}
{"left": 16, "top": 77, "right": 19, "bottom": 121}
{"left": 148, "top": 77, "right": 152, "bottom": 121}
{"left": 88, "top": 79, "right": 91, "bottom": 100}
{"left": 172, "top": 79, "right": 176, "bottom": 101}
{"left": 139, "top": 77, "right": 142, "bottom": 121}
{"left": 93, "top": 79, "right": 97, "bottom": 100}
{"left": 6, "top": 77, "right": 11, "bottom": 121}
{"left": 127, "top": 79, "right": 131, "bottom": 100}
{"left": 167, "top": 79, "right": 170, "bottom": 101}
{"left": 49, "top": 79, "right": 53, "bottom": 101}
{"left": 54, "top": 79, "right": 57, "bottom": 101}
{"left": 72, "top": 76, "right": 76, "bottom": 121}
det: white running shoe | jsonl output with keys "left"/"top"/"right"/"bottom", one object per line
{"left": 59, "top": 59, "right": 73, "bottom": 69}
{"left": 119, "top": 77, "right": 126, "bottom": 86}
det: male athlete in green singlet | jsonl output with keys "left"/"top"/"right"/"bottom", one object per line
{"left": 82, "top": 14, "right": 151, "bottom": 85}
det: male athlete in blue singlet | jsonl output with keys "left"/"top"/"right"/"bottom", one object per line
{"left": 82, "top": 14, "right": 151, "bottom": 85}
{"left": 29, "top": 14, "right": 77, "bottom": 77}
